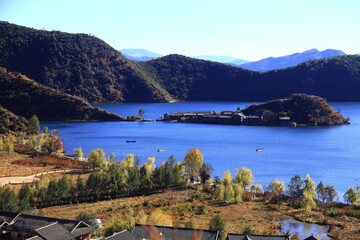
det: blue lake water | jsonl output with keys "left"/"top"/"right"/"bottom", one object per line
{"left": 41, "top": 102, "right": 360, "bottom": 200}
{"left": 279, "top": 217, "right": 330, "bottom": 240}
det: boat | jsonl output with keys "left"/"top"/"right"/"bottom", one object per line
{"left": 256, "top": 148, "right": 263, "bottom": 152}
{"left": 126, "top": 140, "right": 136, "bottom": 143}
{"left": 157, "top": 149, "right": 165, "bottom": 152}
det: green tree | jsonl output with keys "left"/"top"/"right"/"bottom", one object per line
{"left": 183, "top": 147, "right": 203, "bottom": 183}
{"left": 28, "top": 115, "right": 40, "bottom": 135}
{"left": 209, "top": 214, "right": 226, "bottom": 239}
{"left": 57, "top": 175, "right": 70, "bottom": 199}
{"left": 77, "top": 211, "right": 99, "bottom": 228}
{"left": 0, "top": 187, "right": 19, "bottom": 212}
{"left": 301, "top": 174, "right": 316, "bottom": 212}
{"left": 42, "top": 126, "right": 48, "bottom": 134}
{"left": 324, "top": 185, "right": 338, "bottom": 202}
{"left": 19, "top": 183, "right": 33, "bottom": 210}
{"left": 88, "top": 148, "right": 106, "bottom": 169}
{"left": 76, "top": 175, "right": 85, "bottom": 197}
{"left": 344, "top": 187, "right": 357, "bottom": 204}
{"left": 287, "top": 175, "right": 304, "bottom": 206}
{"left": 235, "top": 167, "right": 254, "bottom": 190}
{"left": 316, "top": 181, "right": 326, "bottom": 202}
{"left": 199, "top": 162, "right": 213, "bottom": 184}
{"left": 186, "top": 219, "right": 195, "bottom": 228}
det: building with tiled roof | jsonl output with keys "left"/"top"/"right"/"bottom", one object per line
{"left": 0, "top": 211, "right": 93, "bottom": 240}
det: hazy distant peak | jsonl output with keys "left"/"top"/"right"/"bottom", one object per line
{"left": 120, "top": 48, "right": 163, "bottom": 58}
{"left": 238, "top": 48, "right": 346, "bottom": 72}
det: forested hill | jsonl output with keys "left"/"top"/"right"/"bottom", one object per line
{"left": 0, "top": 106, "right": 28, "bottom": 134}
{"left": 0, "top": 21, "right": 171, "bottom": 103}
{"left": 0, "top": 68, "right": 125, "bottom": 121}
{"left": 136, "top": 54, "right": 360, "bottom": 101}
{"left": 1, "top": 22, "right": 360, "bottom": 103}
{"left": 242, "top": 94, "right": 348, "bottom": 125}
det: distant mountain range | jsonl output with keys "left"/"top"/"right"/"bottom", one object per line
{"left": 192, "top": 55, "right": 249, "bottom": 64}
{"left": 120, "top": 49, "right": 250, "bottom": 64}
{"left": 237, "top": 49, "right": 346, "bottom": 71}
{"left": 120, "top": 48, "right": 163, "bottom": 61}
{"left": 121, "top": 48, "right": 347, "bottom": 72}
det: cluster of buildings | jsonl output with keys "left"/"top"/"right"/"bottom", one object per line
{"left": 160, "top": 111, "right": 294, "bottom": 126}
{"left": 0, "top": 211, "right": 93, "bottom": 240}
{"left": 0, "top": 211, "right": 321, "bottom": 240}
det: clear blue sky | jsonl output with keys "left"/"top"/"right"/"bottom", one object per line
{"left": 1, "top": 0, "right": 359, "bottom": 61}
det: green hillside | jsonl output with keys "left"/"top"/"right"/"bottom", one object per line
{"left": 0, "top": 21, "right": 171, "bottom": 103}
{"left": 0, "top": 68, "right": 125, "bottom": 121}
{"left": 1, "top": 22, "right": 360, "bottom": 103}
{"left": 136, "top": 54, "right": 360, "bottom": 102}
{"left": 242, "top": 94, "right": 348, "bottom": 125}
{"left": 0, "top": 106, "right": 28, "bottom": 134}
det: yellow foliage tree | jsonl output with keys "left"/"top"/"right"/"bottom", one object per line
{"left": 235, "top": 167, "right": 254, "bottom": 189}
{"left": 136, "top": 209, "right": 148, "bottom": 224}
{"left": 144, "top": 157, "right": 156, "bottom": 174}
{"left": 301, "top": 174, "right": 317, "bottom": 211}
{"left": 182, "top": 147, "right": 203, "bottom": 183}
{"left": 148, "top": 209, "right": 172, "bottom": 227}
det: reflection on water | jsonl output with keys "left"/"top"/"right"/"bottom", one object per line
{"left": 279, "top": 217, "right": 330, "bottom": 240}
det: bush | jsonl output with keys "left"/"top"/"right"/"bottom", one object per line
{"left": 325, "top": 207, "right": 338, "bottom": 217}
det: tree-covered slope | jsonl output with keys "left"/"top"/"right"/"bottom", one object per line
{"left": 0, "top": 68, "right": 125, "bottom": 121}
{"left": 0, "top": 21, "right": 171, "bottom": 103}
{"left": 136, "top": 54, "right": 360, "bottom": 102}
{"left": 242, "top": 94, "right": 348, "bottom": 125}
{"left": 0, "top": 106, "right": 28, "bottom": 134}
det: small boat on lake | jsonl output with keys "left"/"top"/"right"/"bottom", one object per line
{"left": 256, "top": 148, "right": 263, "bottom": 152}
{"left": 126, "top": 140, "right": 136, "bottom": 143}
{"left": 157, "top": 149, "right": 165, "bottom": 152}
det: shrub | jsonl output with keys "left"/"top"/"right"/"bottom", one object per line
{"left": 325, "top": 207, "right": 338, "bottom": 217}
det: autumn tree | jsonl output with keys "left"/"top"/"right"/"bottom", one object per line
{"left": 235, "top": 167, "right": 253, "bottom": 189}
{"left": 221, "top": 171, "right": 234, "bottom": 203}
{"left": 183, "top": 147, "right": 203, "bottom": 183}
{"left": 301, "top": 174, "right": 316, "bottom": 211}
{"left": 73, "top": 147, "right": 83, "bottom": 159}
{"left": 268, "top": 179, "right": 285, "bottom": 204}
{"left": 148, "top": 209, "right": 172, "bottom": 226}
{"left": 42, "top": 136, "right": 64, "bottom": 154}
{"left": 28, "top": 115, "right": 40, "bottom": 135}
{"left": 88, "top": 148, "right": 107, "bottom": 169}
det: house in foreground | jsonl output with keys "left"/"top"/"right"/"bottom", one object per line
{"left": 0, "top": 211, "right": 93, "bottom": 240}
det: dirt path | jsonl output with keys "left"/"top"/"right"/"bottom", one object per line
{"left": 0, "top": 169, "right": 81, "bottom": 186}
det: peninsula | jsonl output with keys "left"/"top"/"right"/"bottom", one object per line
{"left": 160, "top": 94, "right": 349, "bottom": 126}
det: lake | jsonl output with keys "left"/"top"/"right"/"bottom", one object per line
{"left": 41, "top": 102, "right": 360, "bottom": 200}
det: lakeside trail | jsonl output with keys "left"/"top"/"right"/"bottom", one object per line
{"left": 0, "top": 169, "right": 81, "bottom": 186}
